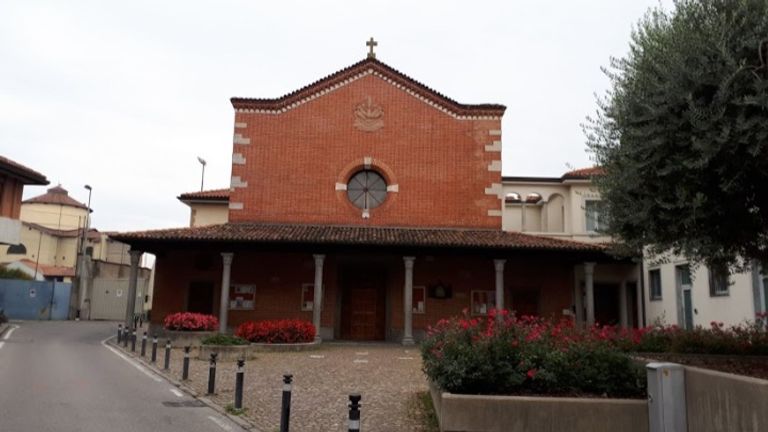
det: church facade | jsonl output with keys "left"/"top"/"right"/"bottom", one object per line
{"left": 113, "top": 55, "right": 629, "bottom": 343}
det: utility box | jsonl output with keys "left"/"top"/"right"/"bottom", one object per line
{"left": 646, "top": 362, "right": 687, "bottom": 432}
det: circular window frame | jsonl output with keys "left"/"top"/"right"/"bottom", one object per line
{"left": 346, "top": 169, "right": 388, "bottom": 210}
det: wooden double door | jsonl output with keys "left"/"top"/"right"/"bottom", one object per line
{"left": 340, "top": 266, "right": 387, "bottom": 341}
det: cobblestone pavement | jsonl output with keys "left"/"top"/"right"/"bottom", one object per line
{"left": 167, "top": 343, "right": 429, "bottom": 432}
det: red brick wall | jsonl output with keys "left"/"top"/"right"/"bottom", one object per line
{"left": 151, "top": 249, "right": 575, "bottom": 341}
{"left": 230, "top": 74, "right": 503, "bottom": 228}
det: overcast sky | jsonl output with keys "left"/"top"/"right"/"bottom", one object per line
{"left": 0, "top": 0, "right": 671, "bottom": 232}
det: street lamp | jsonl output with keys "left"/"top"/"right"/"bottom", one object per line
{"left": 76, "top": 184, "right": 93, "bottom": 320}
{"left": 197, "top": 157, "right": 207, "bottom": 191}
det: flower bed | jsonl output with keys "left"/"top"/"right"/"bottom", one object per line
{"left": 422, "top": 311, "right": 646, "bottom": 398}
{"left": 163, "top": 312, "right": 218, "bottom": 331}
{"left": 235, "top": 319, "right": 315, "bottom": 344}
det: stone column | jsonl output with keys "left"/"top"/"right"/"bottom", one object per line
{"left": 219, "top": 253, "right": 234, "bottom": 333}
{"left": 584, "top": 262, "right": 596, "bottom": 326}
{"left": 573, "top": 266, "right": 584, "bottom": 325}
{"left": 619, "top": 280, "right": 629, "bottom": 328}
{"left": 124, "top": 250, "right": 142, "bottom": 328}
{"left": 402, "top": 256, "right": 416, "bottom": 346}
{"left": 494, "top": 259, "right": 506, "bottom": 321}
{"left": 312, "top": 254, "right": 325, "bottom": 342}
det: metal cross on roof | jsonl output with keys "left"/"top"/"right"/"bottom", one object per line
{"left": 366, "top": 37, "right": 378, "bottom": 59}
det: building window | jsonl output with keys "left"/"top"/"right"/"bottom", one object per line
{"left": 584, "top": 200, "right": 604, "bottom": 232}
{"left": 413, "top": 286, "right": 426, "bottom": 314}
{"left": 347, "top": 170, "right": 387, "bottom": 209}
{"left": 301, "top": 283, "right": 316, "bottom": 311}
{"left": 709, "top": 265, "right": 730, "bottom": 297}
{"left": 471, "top": 290, "right": 496, "bottom": 316}
{"left": 649, "top": 269, "right": 662, "bottom": 300}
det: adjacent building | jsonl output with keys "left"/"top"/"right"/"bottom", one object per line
{"left": 0, "top": 155, "right": 48, "bottom": 246}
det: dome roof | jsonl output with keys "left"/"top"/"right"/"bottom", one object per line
{"left": 22, "top": 185, "right": 88, "bottom": 209}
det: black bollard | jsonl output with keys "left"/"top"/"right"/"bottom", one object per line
{"left": 279, "top": 374, "right": 293, "bottom": 432}
{"left": 348, "top": 394, "right": 361, "bottom": 432}
{"left": 117, "top": 324, "right": 123, "bottom": 343}
{"left": 207, "top": 352, "right": 218, "bottom": 395}
{"left": 163, "top": 340, "right": 171, "bottom": 370}
{"left": 123, "top": 327, "right": 129, "bottom": 348}
{"left": 182, "top": 346, "right": 190, "bottom": 380}
{"left": 141, "top": 331, "right": 147, "bottom": 357}
{"left": 131, "top": 329, "right": 137, "bottom": 352}
{"left": 151, "top": 335, "right": 158, "bottom": 363}
{"left": 234, "top": 359, "right": 245, "bottom": 410}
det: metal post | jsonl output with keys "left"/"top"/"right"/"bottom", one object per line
{"left": 163, "top": 340, "right": 171, "bottom": 370}
{"left": 117, "top": 324, "right": 123, "bottom": 343}
{"left": 207, "top": 353, "right": 218, "bottom": 395}
{"left": 123, "top": 328, "right": 129, "bottom": 348}
{"left": 141, "top": 331, "right": 147, "bottom": 357}
{"left": 234, "top": 359, "right": 245, "bottom": 410}
{"left": 182, "top": 346, "right": 190, "bottom": 380}
{"left": 348, "top": 394, "right": 361, "bottom": 432}
{"left": 131, "top": 329, "right": 136, "bottom": 352}
{"left": 279, "top": 374, "right": 293, "bottom": 432}
{"left": 151, "top": 335, "right": 158, "bottom": 363}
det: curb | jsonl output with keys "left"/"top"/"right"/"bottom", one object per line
{"left": 0, "top": 323, "right": 9, "bottom": 339}
{"left": 106, "top": 338, "right": 260, "bottom": 432}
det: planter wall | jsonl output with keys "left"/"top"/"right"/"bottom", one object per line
{"left": 197, "top": 345, "right": 257, "bottom": 361}
{"left": 429, "top": 382, "right": 648, "bottom": 432}
{"left": 248, "top": 341, "right": 320, "bottom": 352}
{"left": 684, "top": 365, "right": 768, "bottom": 432}
{"left": 148, "top": 325, "right": 216, "bottom": 347}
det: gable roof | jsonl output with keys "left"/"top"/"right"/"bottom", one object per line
{"left": 22, "top": 185, "right": 89, "bottom": 209}
{"left": 561, "top": 166, "right": 604, "bottom": 180}
{"left": 502, "top": 166, "right": 605, "bottom": 184}
{"left": 110, "top": 222, "right": 606, "bottom": 253}
{"left": 0, "top": 155, "right": 48, "bottom": 185}
{"left": 231, "top": 58, "right": 506, "bottom": 119}
{"left": 18, "top": 259, "right": 75, "bottom": 278}
{"left": 23, "top": 222, "right": 101, "bottom": 240}
{"left": 178, "top": 188, "right": 231, "bottom": 203}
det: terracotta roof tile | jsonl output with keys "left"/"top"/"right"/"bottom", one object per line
{"left": 562, "top": 166, "right": 604, "bottom": 179}
{"left": 22, "top": 185, "right": 88, "bottom": 209}
{"left": 231, "top": 58, "right": 506, "bottom": 118}
{"left": 19, "top": 259, "right": 75, "bottom": 278}
{"left": 178, "top": 188, "right": 231, "bottom": 202}
{"left": 110, "top": 222, "right": 606, "bottom": 252}
{"left": 0, "top": 155, "right": 48, "bottom": 185}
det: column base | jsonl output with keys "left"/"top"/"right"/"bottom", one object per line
{"left": 314, "top": 335, "right": 322, "bottom": 343}
{"left": 401, "top": 336, "right": 415, "bottom": 346}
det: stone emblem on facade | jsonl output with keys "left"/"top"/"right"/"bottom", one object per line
{"left": 354, "top": 97, "right": 384, "bottom": 132}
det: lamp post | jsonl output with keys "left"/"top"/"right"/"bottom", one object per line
{"left": 197, "top": 157, "right": 207, "bottom": 191}
{"left": 77, "top": 185, "right": 93, "bottom": 320}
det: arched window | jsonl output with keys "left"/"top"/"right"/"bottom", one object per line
{"left": 347, "top": 170, "right": 388, "bottom": 209}
{"left": 6, "top": 244, "right": 26, "bottom": 255}
{"left": 504, "top": 192, "right": 521, "bottom": 204}
{"left": 525, "top": 193, "right": 542, "bottom": 204}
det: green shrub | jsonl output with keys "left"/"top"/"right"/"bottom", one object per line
{"left": 201, "top": 334, "right": 249, "bottom": 346}
{"left": 421, "top": 311, "right": 646, "bottom": 398}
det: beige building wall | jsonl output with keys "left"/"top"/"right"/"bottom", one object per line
{"left": 644, "top": 255, "right": 764, "bottom": 327}
{"left": 20, "top": 202, "right": 88, "bottom": 230}
{"left": 189, "top": 203, "right": 228, "bottom": 227}
{"left": 501, "top": 181, "right": 611, "bottom": 243}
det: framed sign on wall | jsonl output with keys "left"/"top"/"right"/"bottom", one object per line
{"left": 229, "top": 284, "right": 255, "bottom": 310}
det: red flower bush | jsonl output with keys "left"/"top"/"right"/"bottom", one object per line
{"left": 163, "top": 312, "right": 218, "bottom": 331}
{"left": 235, "top": 319, "right": 315, "bottom": 344}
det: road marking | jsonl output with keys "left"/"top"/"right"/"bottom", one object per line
{"left": 353, "top": 359, "right": 368, "bottom": 363}
{"left": 355, "top": 351, "right": 368, "bottom": 355}
{"left": 208, "top": 415, "right": 234, "bottom": 431}
{"left": 101, "top": 336, "right": 163, "bottom": 382}
{"left": 3, "top": 325, "right": 18, "bottom": 340}
{"left": 170, "top": 389, "right": 184, "bottom": 398}
{"left": 309, "top": 354, "right": 325, "bottom": 359}
{"left": 0, "top": 325, "right": 18, "bottom": 350}
{"left": 398, "top": 356, "right": 415, "bottom": 360}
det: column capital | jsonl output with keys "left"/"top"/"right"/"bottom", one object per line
{"left": 222, "top": 252, "right": 234, "bottom": 266}
{"left": 584, "top": 262, "right": 596, "bottom": 275}
{"left": 403, "top": 256, "right": 415, "bottom": 269}
{"left": 494, "top": 259, "right": 506, "bottom": 272}
{"left": 313, "top": 254, "right": 326, "bottom": 264}
{"left": 128, "top": 249, "right": 143, "bottom": 258}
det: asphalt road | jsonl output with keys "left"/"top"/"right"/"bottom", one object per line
{"left": 0, "top": 321, "right": 249, "bottom": 432}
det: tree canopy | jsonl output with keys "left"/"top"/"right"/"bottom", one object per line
{"left": 586, "top": 0, "right": 768, "bottom": 270}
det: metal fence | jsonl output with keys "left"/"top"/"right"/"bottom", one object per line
{"left": 0, "top": 279, "right": 71, "bottom": 320}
